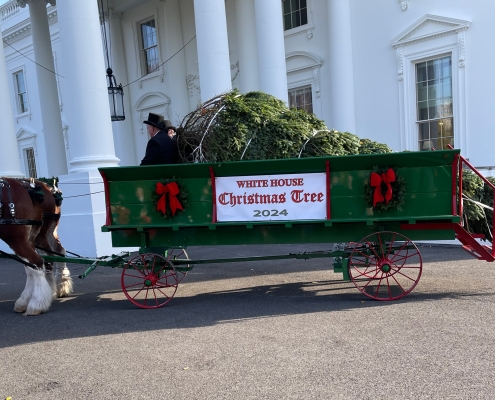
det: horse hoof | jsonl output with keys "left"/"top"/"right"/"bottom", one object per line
{"left": 23, "top": 309, "right": 42, "bottom": 316}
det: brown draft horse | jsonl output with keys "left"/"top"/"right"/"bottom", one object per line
{"left": 0, "top": 178, "right": 73, "bottom": 315}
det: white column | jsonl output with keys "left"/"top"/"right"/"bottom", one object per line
{"left": 56, "top": 0, "right": 119, "bottom": 173}
{"left": 193, "top": 0, "right": 232, "bottom": 102}
{"left": 163, "top": 0, "right": 189, "bottom": 121}
{"left": 327, "top": 0, "right": 356, "bottom": 133}
{"left": 254, "top": 0, "right": 288, "bottom": 103}
{"left": 25, "top": 0, "right": 68, "bottom": 176}
{"left": 235, "top": 0, "right": 259, "bottom": 93}
{"left": 54, "top": 0, "right": 120, "bottom": 258}
{"left": 0, "top": 23, "right": 24, "bottom": 177}
{"left": 106, "top": 9, "right": 136, "bottom": 166}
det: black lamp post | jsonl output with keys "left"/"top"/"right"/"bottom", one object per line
{"left": 106, "top": 67, "right": 125, "bottom": 121}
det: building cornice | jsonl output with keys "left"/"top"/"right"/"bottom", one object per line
{"left": 2, "top": 6, "right": 57, "bottom": 46}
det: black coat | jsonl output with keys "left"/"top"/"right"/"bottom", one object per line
{"left": 140, "top": 131, "right": 178, "bottom": 165}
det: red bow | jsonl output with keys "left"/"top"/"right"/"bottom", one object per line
{"left": 156, "top": 182, "right": 183, "bottom": 216}
{"left": 370, "top": 168, "right": 396, "bottom": 207}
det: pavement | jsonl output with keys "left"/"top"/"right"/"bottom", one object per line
{"left": 0, "top": 243, "right": 494, "bottom": 399}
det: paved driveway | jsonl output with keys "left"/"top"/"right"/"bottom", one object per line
{"left": 1, "top": 244, "right": 494, "bottom": 399}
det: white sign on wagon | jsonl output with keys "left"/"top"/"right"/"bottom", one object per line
{"left": 215, "top": 173, "right": 327, "bottom": 222}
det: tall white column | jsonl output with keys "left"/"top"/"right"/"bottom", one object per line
{"left": 0, "top": 24, "right": 24, "bottom": 177}
{"left": 193, "top": 0, "right": 232, "bottom": 102}
{"left": 24, "top": 0, "right": 67, "bottom": 176}
{"left": 163, "top": 0, "right": 189, "bottom": 121}
{"left": 54, "top": 0, "right": 120, "bottom": 257}
{"left": 56, "top": 0, "right": 119, "bottom": 173}
{"left": 327, "top": 0, "right": 356, "bottom": 133}
{"left": 254, "top": 0, "right": 288, "bottom": 103}
{"left": 236, "top": 0, "right": 259, "bottom": 93}
{"left": 105, "top": 9, "right": 136, "bottom": 166}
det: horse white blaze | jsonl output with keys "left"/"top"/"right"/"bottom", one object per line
{"left": 24, "top": 268, "right": 54, "bottom": 316}
{"left": 14, "top": 265, "right": 34, "bottom": 313}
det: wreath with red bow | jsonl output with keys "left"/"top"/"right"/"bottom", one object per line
{"left": 154, "top": 179, "right": 188, "bottom": 219}
{"left": 364, "top": 166, "right": 406, "bottom": 212}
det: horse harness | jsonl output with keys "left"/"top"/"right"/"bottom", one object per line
{"left": 0, "top": 178, "right": 43, "bottom": 226}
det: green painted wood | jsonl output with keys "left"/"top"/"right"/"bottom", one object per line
{"left": 111, "top": 202, "right": 213, "bottom": 225}
{"left": 99, "top": 149, "right": 460, "bottom": 248}
{"left": 109, "top": 178, "right": 211, "bottom": 204}
{"left": 107, "top": 221, "right": 455, "bottom": 248}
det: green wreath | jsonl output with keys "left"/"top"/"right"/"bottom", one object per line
{"left": 364, "top": 166, "right": 406, "bottom": 212}
{"left": 153, "top": 178, "right": 189, "bottom": 219}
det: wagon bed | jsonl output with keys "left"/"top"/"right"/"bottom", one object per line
{"left": 3, "top": 149, "right": 492, "bottom": 308}
{"left": 101, "top": 150, "right": 465, "bottom": 245}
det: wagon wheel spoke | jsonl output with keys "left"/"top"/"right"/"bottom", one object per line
{"left": 124, "top": 281, "right": 147, "bottom": 289}
{"left": 156, "top": 273, "right": 178, "bottom": 287}
{"left": 348, "top": 231, "right": 422, "bottom": 301}
{"left": 121, "top": 253, "right": 179, "bottom": 309}
{"left": 390, "top": 266, "right": 421, "bottom": 282}
{"left": 130, "top": 262, "right": 147, "bottom": 277}
{"left": 140, "top": 255, "right": 151, "bottom": 275}
{"left": 350, "top": 251, "right": 380, "bottom": 278}
{"left": 350, "top": 265, "right": 379, "bottom": 279}
{"left": 364, "top": 239, "right": 382, "bottom": 260}
{"left": 165, "top": 248, "right": 191, "bottom": 283}
{"left": 389, "top": 252, "right": 420, "bottom": 264}
{"left": 122, "top": 272, "right": 146, "bottom": 280}
{"left": 385, "top": 233, "right": 397, "bottom": 258}
{"left": 131, "top": 285, "right": 147, "bottom": 300}
{"left": 154, "top": 286, "right": 173, "bottom": 300}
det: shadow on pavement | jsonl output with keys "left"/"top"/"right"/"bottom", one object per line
{"left": 0, "top": 244, "right": 493, "bottom": 348}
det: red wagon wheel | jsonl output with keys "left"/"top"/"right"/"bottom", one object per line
{"left": 121, "top": 253, "right": 179, "bottom": 309}
{"left": 165, "top": 248, "right": 190, "bottom": 283}
{"left": 348, "top": 231, "right": 422, "bottom": 301}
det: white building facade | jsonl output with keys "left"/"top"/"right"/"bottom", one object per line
{"left": 0, "top": 0, "right": 493, "bottom": 255}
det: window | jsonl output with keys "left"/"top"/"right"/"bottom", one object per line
{"left": 140, "top": 19, "right": 159, "bottom": 74}
{"left": 283, "top": 0, "right": 308, "bottom": 31}
{"left": 416, "top": 56, "right": 453, "bottom": 150}
{"left": 288, "top": 86, "right": 313, "bottom": 113}
{"left": 24, "top": 148, "right": 37, "bottom": 178}
{"left": 13, "top": 70, "right": 28, "bottom": 114}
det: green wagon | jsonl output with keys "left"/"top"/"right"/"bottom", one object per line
{"left": 85, "top": 148, "right": 492, "bottom": 308}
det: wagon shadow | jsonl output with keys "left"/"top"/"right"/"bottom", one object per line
{"left": 1, "top": 274, "right": 494, "bottom": 349}
{"left": 1, "top": 244, "right": 491, "bottom": 348}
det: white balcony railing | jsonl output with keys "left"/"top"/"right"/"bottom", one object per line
{"left": 1, "top": 0, "right": 20, "bottom": 22}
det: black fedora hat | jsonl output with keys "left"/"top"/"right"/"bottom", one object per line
{"left": 161, "top": 119, "right": 176, "bottom": 132}
{"left": 143, "top": 112, "right": 165, "bottom": 129}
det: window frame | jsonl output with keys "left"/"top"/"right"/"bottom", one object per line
{"left": 24, "top": 147, "right": 38, "bottom": 178}
{"left": 392, "top": 16, "right": 469, "bottom": 154}
{"left": 132, "top": 10, "right": 164, "bottom": 85}
{"left": 286, "top": 51, "right": 322, "bottom": 117}
{"left": 282, "top": 0, "right": 308, "bottom": 31}
{"left": 402, "top": 47, "right": 464, "bottom": 152}
{"left": 288, "top": 85, "right": 313, "bottom": 114}
{"left": 282, "top": 0, "right": 314, "bottom": 39}
{"left": 15, "top": 128, "right": 39, "bottom": 178}
{"left": 11, "top": 67, "right": 30, "bottom": 116}
{"left": 139, "top": 17, "right": 160, "bottom": 75}
{"left": 415, "top": 55, "right": 454, "bottom": 151}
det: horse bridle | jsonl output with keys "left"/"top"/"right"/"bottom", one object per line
{"left": 0, "top": 178, "right": 43, "bottom": 226}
